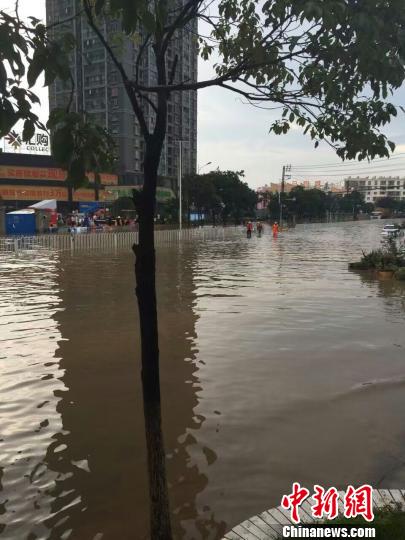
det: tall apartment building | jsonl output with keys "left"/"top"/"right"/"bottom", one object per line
{"left": 345, "top": 176, "right": 405, "bottom": 203}
{"left": 46, "top": 0, "right": 198, "bottom": 191}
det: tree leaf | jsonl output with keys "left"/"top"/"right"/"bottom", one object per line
{"left": 0, "top": 62, "right": 7, "bottom": 93}
{"left": 95, "top": 0, "right": 106, "bottom": 15}
{"left": 22, "top": 119, "right": 35, "bottom": 142}
{"left": 27, "top": 53, "right": 45, "bottom": 88}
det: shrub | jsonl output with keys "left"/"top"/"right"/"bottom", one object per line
{"left": 349, "top": 238, "right": 405, "bottom": 272}
{"left": 395, "top": 267, "right": 405, "bottom": 280}
{"left": 348, "top": 261, "right": 371, "bottom": 270}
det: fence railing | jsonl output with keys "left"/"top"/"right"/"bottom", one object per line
{"left": 0, "top": 226, "right": 242, "bottom": 253}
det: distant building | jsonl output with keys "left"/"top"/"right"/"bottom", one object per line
{"left": 345, "top": 176, "right": 405, "bottom": 203}
{"left": 46, "top": 0, "right": 198, "bottom": 192}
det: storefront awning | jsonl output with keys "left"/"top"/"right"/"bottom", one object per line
{"left": 28, "top": 199, "right": 57, "bottom": 210}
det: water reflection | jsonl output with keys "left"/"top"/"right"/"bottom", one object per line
{"left": 0, "top": 468, "right": 4, "bottom": 536}
{"left": 0, "top": 251, "right": 65, "bottom": 539}
{"left": 353, "top": 269, "right": 405, "bottom": 319}
{"left": 1, "top": 221, "right": 405, "bottom": 540}
{"left": 42, "top": 246, "right": 223, "bottom": 539}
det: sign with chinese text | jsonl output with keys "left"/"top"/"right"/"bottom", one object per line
{"left": 0, "top": 166, "right": 118, "bottom": 185}
{"left": 3, "top": 130, "right": 50, "bottom": 155}
{"left": 0, "top": 185, "right": 102, "bottom": 202}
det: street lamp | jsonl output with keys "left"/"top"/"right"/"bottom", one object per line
{"left": 198, "top": 161, "right": 212, "bottom": 174}
{"left": 177, "top": 139, "right": 190, "bottom": 231}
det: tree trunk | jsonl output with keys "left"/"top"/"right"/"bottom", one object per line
{"left": 134, "top": 144, "right": 173, "bottom": 540}
{"left": 68, "top": 183, "right": 74, "bottom": 213}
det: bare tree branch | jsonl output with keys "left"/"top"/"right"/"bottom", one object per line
{"left": 135, "top": 33, "right": 151, "bottom": 86}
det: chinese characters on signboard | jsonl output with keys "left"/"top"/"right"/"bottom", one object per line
{"left": 3, "top": 130, "right": 50, "bottom": 155}
{"left": 0, "top": 166, "right": 118, "bottom": 184}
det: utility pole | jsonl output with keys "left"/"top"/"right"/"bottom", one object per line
{"left": 178, "top": 140, "right": 183, "bottom": 231}
{"left": 279, "top": 164, "right": 291, "bottom": 228}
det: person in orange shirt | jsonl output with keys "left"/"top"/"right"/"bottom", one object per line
{"left": 272, "top": 221, "right": 279, "bottom": 237}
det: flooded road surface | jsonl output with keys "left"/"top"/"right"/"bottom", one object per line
{"left": 1, "top": 221, "right": 405, "bottom": 539}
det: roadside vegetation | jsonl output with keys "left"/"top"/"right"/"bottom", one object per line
{"left": 160, "top": 170, "right": 257, "bottom": 225}
{"left": 349, "top": 238, "right": 405, "bottom": 279}
{"left": 267, "top": 187, "right": 367, "bottom": 223}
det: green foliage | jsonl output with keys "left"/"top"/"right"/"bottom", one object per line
{"left": 47, "top": 108, "right": 116, "bottom": 189}
{"left": 363, "top": 202, "right": 376, "bottom": 215}
{"left": 395, "top": 267, "right": 405, "bottom": 280}
{"left": 0, "top": 9, "right": 115, "bottom": 189}
{"left": 335, "top": 190, "right": 364, "bottom": 217}
{"left": 376, "top": 196, "right": 399, "bottom": 209}
{"left": 0, "top": 12, "right": 42, "bottom": 137}
{"left": 274, "top": 507, "right": 405, "bottom": 540}
{"left": 322, "top": 506, "right": 405, "bottom": 539}
{"left": 159, "top": 197, "right": 179, "bottom": 223}
{"left": 3, "top": 0, "right": 405, "bottom": 191}
{"left": 208, "top": 0, "right": 405, "bottom": 160}
{"left": 184, "top": 170, "right": 257, "bottom": 224}
{"left": 269, "top": 187, "right": 370, "bottom": 221}
{"left": 349, "top": 238, "right": 405, "bottom": 272}
{"left": 348, "top": 260, "right": 371, "bottom": 270}
{"left": 211, "top": 170, "right": 258, "bottom": 223}
{"left": 93, "top": 0, "right": 163, "bottom": 35}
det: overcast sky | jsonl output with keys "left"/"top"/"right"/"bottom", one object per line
{"left": 2, "top": 0, "right": 405, "bottom": 188}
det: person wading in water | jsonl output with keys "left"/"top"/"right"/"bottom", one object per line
{"left": 246, "top": 221, "right": 253, "bottom": 238}
{"left": 272, "top": 221, "right": 279, "bottom": 238}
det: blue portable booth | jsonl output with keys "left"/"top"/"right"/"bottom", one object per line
{"left": 6, "top": 209, "right": 36, "bottom": 235}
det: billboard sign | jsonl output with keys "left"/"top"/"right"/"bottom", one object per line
{"left": 0, "top": 165, "right": 118, "bottom": 185}
{"left": 3, "top": 130, "right": 51, "bottom": 155}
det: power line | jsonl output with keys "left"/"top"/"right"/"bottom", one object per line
{"left": 291, "top": 168, "right": 405, "bottom": 177}
{"left": 292, "top": 164, "right": 405, "bottom": 174}
{"left": 291, "top": 153, "right": 405, "bottom": 170}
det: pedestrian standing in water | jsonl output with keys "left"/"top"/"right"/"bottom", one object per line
{"left": 246, "top": 220, "right": 253, "bottom": 238}
{"left": 272, "top": 221, "right": 279, "bottom": 238}
{"left": 257, "top": 221, "right": 263, "bottom": 237}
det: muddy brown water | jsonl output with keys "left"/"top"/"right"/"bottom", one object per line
{"left": 1, "top": 221, "right": 405, "bottom": 540}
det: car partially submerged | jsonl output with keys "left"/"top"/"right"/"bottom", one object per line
{"left": 381, "top": 223, "right": 400, "bottom": 237}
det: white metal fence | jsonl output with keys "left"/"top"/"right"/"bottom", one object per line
{"left": 0, "top": 227, "right": 242, "bottom": 253}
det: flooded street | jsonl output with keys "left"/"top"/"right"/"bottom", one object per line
{"left": 1, "top": 221, "right": 405, "bottom": 540}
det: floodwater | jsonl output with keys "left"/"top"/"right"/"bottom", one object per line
{"left": 1, "top": 221, "right": 405, "bottom": 540}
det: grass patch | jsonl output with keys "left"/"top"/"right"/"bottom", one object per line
{"left": 325, "top": 506, "right": 405, "bottom": 539}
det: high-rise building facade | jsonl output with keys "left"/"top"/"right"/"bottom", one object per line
{"left": 46, "top": 1, "right": 198, "bottom": 191}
